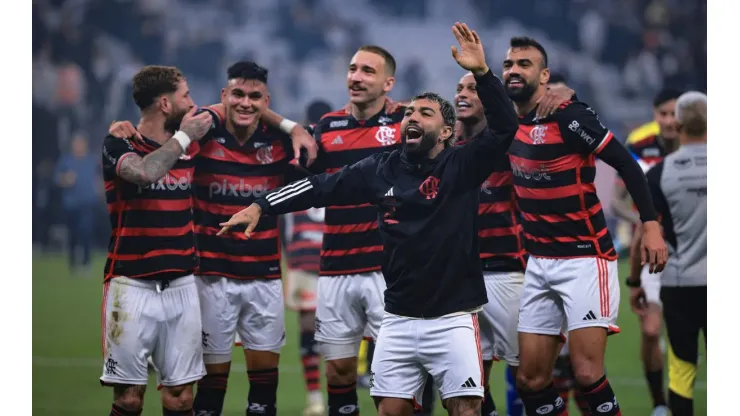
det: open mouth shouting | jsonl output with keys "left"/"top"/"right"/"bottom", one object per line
{"left": 405, "top": 125, "right": 424, "bottom": 145}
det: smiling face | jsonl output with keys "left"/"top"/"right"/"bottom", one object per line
{"left": 347, "top": 50, "right": 395, "bottom": 105}
{"left": 454, "top": 73, "right": 484, "bottom": 123}
{"left": 502, "top": 46, "right": 549, "bottom": 103}
{"left": 221, "top": 78, "right": 270, "bottom": 128}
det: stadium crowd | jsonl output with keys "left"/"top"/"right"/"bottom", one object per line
{"left": 33, "top": 1, "right": 706, "bottom": 415}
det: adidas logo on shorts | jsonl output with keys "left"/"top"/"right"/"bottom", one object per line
{"left": 461, "top": 377, "right": 477, "bottom": 388}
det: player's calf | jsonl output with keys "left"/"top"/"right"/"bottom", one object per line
{"left": 445, "top": 396, "right": 482, "bottom": 416}
{"left": 245, "top": 350, "right": 280, "bottom": 416}
{"left": 569, "top": 328, "right": 621, "bottom": 415}
{"left": 193, "top": 361, "right": 230, "bottom": 416}
{"left": 160, "top": 384, "right": 195, "bottom": 415}
{"left": 325, "top": 356, "right": 360, "bottom": 416}
{"left": 516, "top": 333, "right": 566, "bottom": 415}
{"left": 111, "top": 384, "right": 146, "bottom": 415}
{"left": 640, "top": 308, "right": 667, "bottom": 408}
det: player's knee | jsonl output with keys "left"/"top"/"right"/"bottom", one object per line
{"left": 326, "top": 356, "right": 357, "bottom": 384}
{"left": 161, "top": 384, "right": 194, "bottom": 410}
{"left": 113, "top": 385, "right": 145, "bottom": 411}
{"left": 572, "top": 364, "right": 604, "bottom": 387}
{"left": 376, "top": 397, "right": 415, "bottom": 416}
{"left": 516, "top": 370, "right": 550, "bottom": 392}
{"left": 115, "top": 395, "right": 144, "bottom": 412}
{"left": 444, "top": 396, "right": 482, "bottom": 416}
{"left": 641, "top": 316, "right": 662, "bottom": 340}
{"left": 245, "top": 349, "right": 280, "bottom": 370}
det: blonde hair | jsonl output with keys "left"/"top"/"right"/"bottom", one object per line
{"left": 675, "top": 91, "right": 707, "bottom": 137}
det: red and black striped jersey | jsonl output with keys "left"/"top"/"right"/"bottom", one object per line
{"left": 509, "top": 101, "right": 617, "bottom": 260}
{"left": 101, "top": 135, "right": 198, "bottom": 281}
{"left": 280, "top": 208, "right": 325, "bottom": 273}
{"left": 193, "top": 110, "right": 304, "bottom": 280}
{"left": 309, "top": 107, "right": 404, "bottom": 276}
{"left": 457, "top": 132, "right": 526, "bottom": 273}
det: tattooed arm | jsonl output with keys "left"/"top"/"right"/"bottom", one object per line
{"left": 117, "top": 139, "right": 185, "bottom": 186}
{"left": 103, "top": 108, "right": 213, "bottom": 186}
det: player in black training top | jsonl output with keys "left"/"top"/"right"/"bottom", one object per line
{"left": 501, "top": 36, "right": 668, "bottom": 416}
{"left": 217, "top": 23, "right": 517, "bottom": 416}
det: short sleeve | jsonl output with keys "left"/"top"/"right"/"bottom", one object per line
{"left": 102, "top": 135, "right": 138, "bottom": 177}
{"left": 556, "top": 102, "right": 614, "bottom": 156}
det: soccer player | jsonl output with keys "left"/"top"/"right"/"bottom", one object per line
{"left": 501, "top": 36, "right": 668, "bottom": 416}
{"left": 641, "top": 91, "right": 706, "bottom": 416}
{"left": 217, "top": 22, "right": 518, "bottom": 416}
{"left": 281, "top": 207, "right": 326, "bottom": 416}
{"left": 100, "top": 65, "right": 213, "bottom": 416}
{"left": 279, "top": 98, "right": 333, "bottom": 416}
{"left": 108, "top": 62, "right": 317, "bottom": 416}
{"left": 612, "top": 88, "right": 683, "bottom": 416}
{"left": 454, "top": 71, "right": 572, "bottom": 416}
{"left": 297, "top": 45, "right": 405, "bottom": 416}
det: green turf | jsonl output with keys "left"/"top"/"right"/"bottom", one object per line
{"left": 33, "top": 254, "right": 706, "bottom": 415}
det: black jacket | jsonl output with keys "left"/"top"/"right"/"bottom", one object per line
{"left": 254, "top": 70, "right": 518, "bottom": 318}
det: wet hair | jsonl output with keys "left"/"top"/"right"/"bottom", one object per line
{"left": 132, "top": 65, "right": 184, "bottom": 110}
{"left": 227, "top": 61, "right": 268, "bottom": 83}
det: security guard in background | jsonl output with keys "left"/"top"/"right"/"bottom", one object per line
{"left": 629, "top": 91, "right": 707, "bottom": 416}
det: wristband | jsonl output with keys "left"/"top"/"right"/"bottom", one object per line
{"left": 279, "top": 119, "right": 298, "bottom": 134}
{"left": 625, "top": 277, "right": 641, "bottom": 288}
{"left": 172, "top": 131, "right": 192, "bottom": 152}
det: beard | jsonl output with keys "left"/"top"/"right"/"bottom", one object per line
{"left": 164, "top": 107, "right": 189, "bottom": 133}
{"left": 403, "top": 128, "right": 440, "bottom": 154}
{"left": 505, "top": 78, "right": 538, "bottom": 103}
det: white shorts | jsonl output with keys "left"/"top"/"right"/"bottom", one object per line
{"left": 100, "top": 275, "right": 205, "bottom": 387}
{"left": 314, "top": 272, "right": 386, "bottom": 353}
{"left": 479, "top": 271, "right": 524, "bottom": 366}
{"left": 196, "top": 276, "right": 285, "bottom": 361}
{"left": 370, "top": 312, "right": 484, "bottom": 404}
{"left": 518, "top": 257, "right": 620, "bottom": 337}
{"left": 285, "top": 269, "right": 319, "bottom": 311}
{"left": 641, "top": 264, "right": 663, "bottom": 307}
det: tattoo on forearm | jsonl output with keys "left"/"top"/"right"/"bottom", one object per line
{"left": 118, "top": 139, "right": 183, "bottom": 185}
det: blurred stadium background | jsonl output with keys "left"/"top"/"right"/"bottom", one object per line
{"left": 32, "top": 0, "right": 706, "bottom": 414}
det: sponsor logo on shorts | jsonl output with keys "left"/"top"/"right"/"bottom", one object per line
{"left": 202, "top": 331, "right": 210, "bottom": 348}
{"left": 105, "top": 357, "right": 118, "bottom": 376}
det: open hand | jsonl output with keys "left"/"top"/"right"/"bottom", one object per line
{"left": 450, "top": 22, "right": 488, "bottom": 76}
{"left": 217, "top": 203, "right": 263, "bottom": 238}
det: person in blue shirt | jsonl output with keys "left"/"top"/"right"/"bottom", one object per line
{"left": 54, "top": 132, "right": 102, "bottom": 275}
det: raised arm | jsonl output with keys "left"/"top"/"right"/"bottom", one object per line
{"left": 449, "top": 22, "right": 518, "bottom": 184}
{"left": 217, "top": 153, "right": 383, "bottom": 237}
